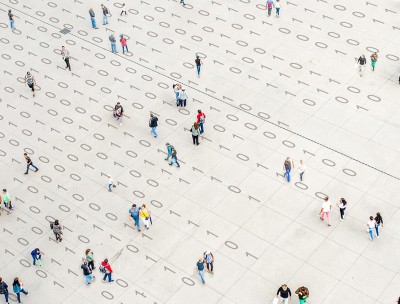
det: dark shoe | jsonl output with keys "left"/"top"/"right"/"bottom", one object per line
{"left": 24, "top": 172, "right": 28, "bottom": 174}
{"left": 35, "top": 168, "right": 39, "bottom": 172}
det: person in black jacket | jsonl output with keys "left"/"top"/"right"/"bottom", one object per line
{"left": 374, "top": 212, "right": 383, "bottom": 238}
{"left": 81, "top": 261, "right": 95, "bottom": 285}
{"left": 275, "top": 284, "right": 291, "bottom": 303}
{"left": 149, "top": 113, "right": 158, "bottom": 138}
{"left": 0, "top": 277, "right": 9, "bottom": 303}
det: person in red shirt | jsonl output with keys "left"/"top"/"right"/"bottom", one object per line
{"left": 120, "top": 35, "right": 128, "bottom": 53}
{"left": 196, "top": 110, "right": 206, "bottom": 135}
{"left": 101, "top": 259, "right": 114, "bottom": 282}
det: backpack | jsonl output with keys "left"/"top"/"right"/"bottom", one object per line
{"left": 199, "top": 114, "right": 205, "bottom": 124}
{"left": 99, "top": 265, "right": 106, "bottom": 273}
{"left": 13, "top": 284, "right": 20, "bottom": 293}
{"left": 267, "top": 2, "right": 272, "bottom": 8}
{"left": 0, "top": 282, "right": 6, "bottom": 294}
{"left": 50, "top": 222, "right": 54, "bottom": 229}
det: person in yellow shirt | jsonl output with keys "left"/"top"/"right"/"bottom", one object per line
{"left": 139, "top": 204, "right": 152, "bottom": 229}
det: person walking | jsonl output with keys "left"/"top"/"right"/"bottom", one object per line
{"left": 203, "top": 251, "right": 214, "bottom": 274}
{"left": 109, "top": 34, "right": 117, "bottom": 53}
{"left": 120, "top": 3, "right": 127, "bottom": 15}
{"left": 173, "top": 83, "right": 181, "bottom": 105}
{"left": 107, "top": 175, "right": 116, "bottom": 192}
{"left": 85, "top": 249, "right": 95, "bottom": 270}
{"left": 12, "top": 278, "right": 28, "bottom": 303}
{"left": 24, "top": 153, "right": 39, "bottom": 174}
{"left": 165, "top": 143, "right": 174, "bottom": 161}
{"left": 51, "top": 219, "right": 63, "bottom": 242}
{"left": 196, "top": 110, "right": 206, "bottom": 136}
{"left": 8, "top": 10, "right": 15, "bottom": 30}
{"left": 196, "top": 258, "right": 205, "bottom": 284}
{"left": 31, "top": 248, "right": 42, "bottom": 266}
{"left": 180, "top": 0, "right": 185, "bottom": 6}
{"left": 191, "top": 122, "right": 200, "bottom": 145}
{"left": 61, "top": 46, "right": 71, "bottom": 71}
{"left": 298, "top": 160, "right": 305, "bottom": 182}
{"left": 24, "top": 72, "right": 37, "bottom": 97}
{"left": 178, "top": 87, "right": 188, "bottom": 107}
{"left": 320, "top": 196, "right": 332, "bottom": 226}
{"left": 81, "top": 260, "right": 95, "bottom": 285}
{"left": 169, "top": 148, "right": 180, "bottom": 167}
{"left": 129, "top": 204, "right": 142, "bottom": 232}
{"left": 295, "top": 286, "right": 309, "bottom": 304}
{"left": 337, "top": 198, "right": 347, "bottom": 221}
{"left": 275, "top": 0, "right": 281, "bottom": 17}
{"left": 367, "top": 216, "right": 377, "bottom": 241}
{"left": 139, "top": 204, "right": 152, "bottom": 229}
{"left": 275, "top": 284, "right": 292, "bottom": 304}
{"left": 370, "top": 52, "right": 378, "bottom": 71}
{"left": 101, "top": 4, "right": 110, "bottom": 25}
{"left": 100, "top": 259, "right": 114, "bottom": 282}
{"left": 374, "top": 212, "right": 383, "bottom": 238}
{"left": 267, "top": 0, "right": 273, "bottom": 16}
{"left": 120, "top": 35, "right": 128, "bottom": 53}
{"left": 283, "top": 157, "right": 294, "bottom": 182}
{"left": 0, "top": 277, "right": 9, "bottom": 304}
{"left": 357, "top": 55, "right": 367, "bottom": 77}
{"left": 113, "top": 102, "right": 124, "bottom": 126}
{"left": 195, "top": 55, "right": 203, "bottom": 77}
{"left": 149, "top": 114, "right": 158, "bottom": 138}
{"left": 89, "top": 8, "right": 98, "bottom": 29}
{"left": 1, "top": 189, "right": 13, "bottom": 214}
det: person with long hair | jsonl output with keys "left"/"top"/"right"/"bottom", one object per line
{"left": 191, "top": 122, "right": 200, "bottom": 145}
{"left": 12, "top": 278, "right": 28, "bottom": 303}
{"left": 85, "top": 249, "right": 95, "bottom": 270}
{"left": 374, "top": 212, "right": 384, "bottom": 238}
{"left": 337, "top": 198, "right": 347, "bottom": 221}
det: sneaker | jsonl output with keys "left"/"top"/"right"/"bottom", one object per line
{"left": 377, "top": 236, "right": 380, "bottom": 238}
{"left": 119, "top": 123, "right": 122, "bottom": 126}
{"left": 35, "top": 168, "right": 39, "bottom": 172}
{"left": 138, "top": 230, "right": 141, "bottom": 232}
{"left": 340, "top": 219, "right": 343, "bottom": 222}
{"left": 24, "top": 172, "right": 28, "bottom": 174}
{"left": 110, "top": 280, "right": 114, "bottom": 283}
{"left": 108, "top": 189, "right": 112, "bottom": 192}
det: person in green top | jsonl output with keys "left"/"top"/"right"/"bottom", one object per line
{"left": 2, "top": 189, "right": 12, "bottom": 213}
{"left": 85, "top": 249, "right": 95, "bottom": 270}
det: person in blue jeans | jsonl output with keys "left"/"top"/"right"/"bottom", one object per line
{"left": 195, "top": 55, "right": 203, "bottom": 77}
{"left": 149, "top": 113, "right": 158, "bottom": 138}
{"left": 24, "top": 153, "right": 39, "bottom": 174}
{"left": 8, "top": 10, "right": 14, "bottom": 30}
{"left": 109, "top": 34, "right": 117, "bottom": 53}
{"left": 367, "top": 216, "right": 377, "bottom": 241}
{"left": 196, "top": 258, "right": 205, "bottom": 284}
{"left": 283, "top": 157, "right": 294, "bottom": 182}
{"left": 31, "top": 248, "right": 42, "bottom": 266}
{"left": 13, "top": 278, "right": 28, "bottom": 303}
{"left": 374, "top": 212, "right": 383, "bottom": 238}
{"left": 0, "top": 278, "right": 9, "bottom": 303}
{"left": 129, "top": 204, "right": 142, "bottom": 232}
{"left": 89, "top": 8, "right": 97, "bottom": 29}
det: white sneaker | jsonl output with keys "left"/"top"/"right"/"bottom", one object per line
{"left": 340, "top": 219, "right": 343, "bottom": 222}
{"left": 119, "top": 123, "right": 122, "bottom": 126}
{"left": 377, "top": 236, "right": 380, "bottom": 238}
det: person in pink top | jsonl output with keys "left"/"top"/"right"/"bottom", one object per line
{"left": 320, "top": 196, "right": 332, "bottom": 226}
{"left": 120, "top": 35, "right": 128, "bottom": 53}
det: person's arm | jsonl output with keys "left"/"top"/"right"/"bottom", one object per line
{"left": 288, "top": 288, "right": 292, "bottom": 299}
{"left": 320, "top": 208, "right": 323, "bottom": 214}
{"left": 33, "top": 76, "right": 36, "bottom": 85}
{"left": 276, "top": 287, "right": 281, "bottom": 297}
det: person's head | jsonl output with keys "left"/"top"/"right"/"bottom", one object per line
{"left": 324, "top": 196, "right": 329, "bottom": 201}
{"left": 116, "top": 102, "right": 120, "bottom": 105}
{"left": 198, "top": 110, "right": 202, "bottom": 113}
{"left": 85, "top": 249, "right": 91, "bottom": 255}
{"left": 27, "top": 71, "right": 31, "bottom": 76}
{"left": 369, "top": 216, "right": 374, "bottom": 220}
{"left": 182, "top": 87, "right": 185, "bottom": 91}
{"left": 24, "top": 153, "right": 28, "bottom": 156}
{"left": 376, "top": 212, "right": 381, "bottom": 217}
{"left": 36, "top": 248, "right": 40, "bottom": 253}
{"left": 120, "top": 34, "right": 123, "bottom": 38}
{"left": 198, "top": 258, "right": 203, "bottom": 262}
{"left": 341, "top": 198, "right": 347, "bottom": 206}
{"left": 150, "top": 113, "right": 154, "bottom": 117}
{"left": 300, "top": 160, "right": 303, "bottom": 164}
{"left": 286, "top": 157, "right": 290, "bottom": 161}
{"left": 8, "top": 10, "right": 11, "bottom": 13}
{"left": 83, "top": 260, "right": 88, "bottom": 265}
{"left": 104, "top": 258, "right": 108, "bottom": 263}
{"left": 166, "top": 142, "right": 170, "bottom": 147}
{"left": 55, "top": 219, "right": 59, "bottom": 225}
{"left": 196, "top": 55, "right": 199, "bottom": 59}
{"left": 281, "top": 284, "right": 287, "bottom": 290}
{"left": 194, "top": 122, "right": 198, "bottom": 129}
{"left": 101, "top": 4, "right": 104, "bottom": 7}
{"left": 2, "top": 189, "right": 6, "bottom": 193}
{"left": 132, "top": 204, "right": 136, "bottom": 208}
{"left": 62, "top": 46, "right": 65, "bottom": 49}
{"left": 362, "top": 54, "right": 365, "bottom": 58}
{"left": 0, "top": 277, "right": 2, "bottom": 283}
{"left": 13, "top": 278, "right": 19, "bottom": 285}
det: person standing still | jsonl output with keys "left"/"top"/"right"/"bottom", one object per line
{"left": 101, "top": 4, "right": 109, "bottom": 25}
{"left": 267, "top": 0, "right": 273, "bottom": 16}
{"left": 374, "top": 212, "right": 383, "bottom": 238}
{"left": 195, "top": 55, "right": 203, "bottom": 77}
{"left": 113, "top": 102, "right": 124, "bottom": 126}
{"left": 129, "top": 204, "right": 142, "bottom": 232}
{"left": 88, "top": 8, "right": 98, "bottom": 29}
{"left": 337, "top": 198, "right": 347, "bottom": 221}
{"left": 178, "top": 87, "right": 188, "bottom": 107}
{"left": 25, "top": 71, "right": 37, "bottom": 97}
{"left": 370, "top": 52, "right": 378, "bottom": 71}
{"left": 197, "top": 110, "right": 206, "bottom": 136}
{"left": 283, "top": 157, "right": 294, "bottom": 182}
{"left": 196, "top": 258, "right": 205, "bottom": 284}
{"left": 173, "top": 83, "right": 181, "bottom": 105}
{"left": 61, "top": 46, "right": 71, "bottom": 71}
{"left": 191, "top": 122, "right": 200, "bottom": 145}
{"left": 367, "top": 216, "right": 377, "bottom": 241}
{"left": 24, "top": 153, "right": 39, "bottom": 174}
{"left": 357, "top": 55, "right": 366, "bottom": 77}
{"left": 8, "top": 10, "right": 15, "bottom": 30}
{"left": 298, "top": 160, "right": 305, "bottom": 182}
{"left": 12, "top": 278, "right": 28, "bottom": 303}
{"left": 0, "top": 278, "right": 9, "bottom": 304}
{"left": 52, "top": 219, "right": 63, "bottom": 242}
{"left": 275, "top": 284, "right": 292, "bottom": 304}
{"left": 109, "top": 34, "right": 117, "bottom": 53}
{"left": 180, "top": 0, "right": 185, "bottom": 6}
{"left": 320, "top": 196, "right": 332, "bottom": 226}
{"left": 295, "top": 286, "right": 309, "bottom": 304}
{"left": 120, "top": 35, "right": 128, "bottom": 53}
{"left": 107, "top": 175, "right": 116, "bottom": 192}
{"left": 203, "top": 251, "right": 214, "bottom": 274}
{"left": 149, "top": 114, "right": 158, "bottom": 138}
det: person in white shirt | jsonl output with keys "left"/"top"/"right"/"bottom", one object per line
{"left": 178, "top": 87, "right": 188, "bottom": 107}
{"left": 337, "top": 198, "right": 347, "bottom": 221}
{"left": 275, "top": 0, "right": 281, "bottom": 17}
{"left": 319, "top": 196, "right": 332, "bottom": 226}
{"left": 367, "top": 216, "right": 376, "bottom": 241}
{"left": 298, "top": 160, "right": 306, "bottom": 181}
{"left": 107, "top": 174, "right": 116, "bottom": 192}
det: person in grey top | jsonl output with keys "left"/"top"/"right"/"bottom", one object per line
{"left": 101, "top": 4, "right": 109, "bottom": 25}
{"left": 89, "top": 8, "right": 98, "bottom": 29}
{"left": 109, "top": 34, "right": 117, "bottom": 53}
{"left": 52, "top": 219, "right": 63, "bottom": 242}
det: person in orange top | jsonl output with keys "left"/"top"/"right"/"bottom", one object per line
{"left": 100, "top": 259, "right": 114, "bottom": 282}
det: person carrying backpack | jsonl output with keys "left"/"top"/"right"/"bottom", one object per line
{"left": 203, "top": 251, "right": 214, "bottom": 273}
{"left": 101, "top": 4, "right": 110, "bottom": 25}
{"left": 196, "top": 110, "right": 206, "bottom": 135}
{"left": 51, "top": 219, "right": 63, "bottom": 242}
{"left": 12, "top": 278, "right": 28, "bottom": 303}
{"left": 100, "top": 259, "right": 114, "bottom": 282}
{"left": 113, "top": 102, "right": 124, "bottom": 126}
{"left": 267, "top": 0, "right": 273, "bottom": 16}
{"left": 0, "top": 277, "right": 9, "bottom": 304}
{"left": 31, "top": 248, "right": 42, "bottom": 266}
{"left": 81, "top": 260, "right": 95, "bottom": 285}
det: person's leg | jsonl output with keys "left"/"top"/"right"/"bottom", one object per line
{"left": 126, "top": 45, "right": 129, "bottom": 52}
{"left": 175, "top": 92, "right": 179, "bottom": 102}
{"left": 86, "top": 275, "right": 91, "bottom": 285}
{"left": 183, "top": 99, "right": 187, "bottom": 107}
{"left": 103, "top": 273, "right": 107, "bottom": 281}
{"left": 300, "top": 172, "right": 304, "bottom": 181}
{"left": 26, "top": 163, "right": 31, "bottom": 173}
{"left": 192, "top": 135, "right": 196, "bottom": 144}
{"left": 108, "top": 273, "right": 113, "bottom": 282}
{"left": 210, "top": 262, "right": 213, "bottom": 272}
{"left": 340, "top": 208, "right": 344, "bottom": 220}
{"left": 199, "top": 123, "right": 204, "bottom": 135}
{"left": 285, "top": 169, "right": 290, "bottom": 182}
{"left": 91, "top": 17, "right": 95, "bottom": 28}
{"left": 369, "top": 228, "right": 373, "bottom": 240}
{"left": 10, "top": 20, "right": 14, "bottom": 30}
{"left": 375, "top": 224, "right": 379, "bottom": 237}
{"left": 175, "top": 158, "right": 180, "bottom": 167}
{"left": 320, "top": 212, "right": 325, "bottom": 221}
{"left": 197, "top": 65, "right": 200, "bottom": 76}
{"left": 326, "top": 211, "right": 331, "bottom": 225}
{"left": 198, "top": 270, "right": 205, "bottom": 283}
{"left": 21, "top": 289, "right": 28, "bottom": 296}
{"left": 135, "top": 217, "right": 141, "bottom": 231}
{"left": 32, "top": 163, "right": 38, "bottom": 171}
{"left": 16, "top": 291, "right": 21, "bottom": 303}
{"left": 5, "top": 291, "right": 9, "bottom": 303}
